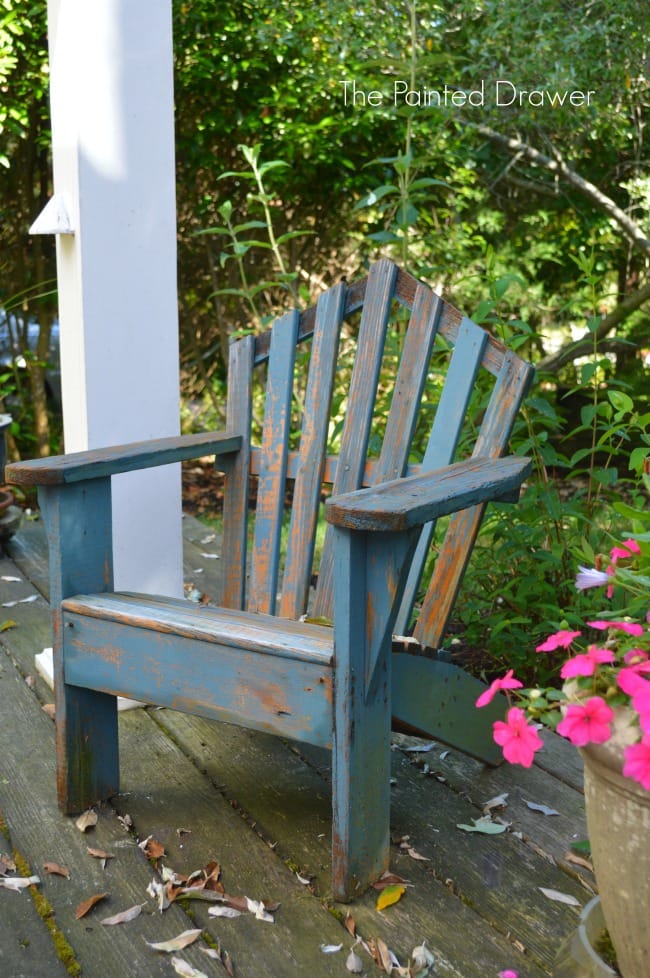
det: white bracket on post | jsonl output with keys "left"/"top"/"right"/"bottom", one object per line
{"left": 29, "top": 194, "right": 75, "bottom": 235}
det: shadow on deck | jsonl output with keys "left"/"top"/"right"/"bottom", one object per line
{"left": 0, "top": 515, "right": 594, "bottom": 978}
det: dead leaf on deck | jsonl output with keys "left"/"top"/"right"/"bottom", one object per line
{"left": 75, "top": 810, "right": 98, "bottom": 833}
{"left": 101, "top": 902, "right": 145, "bottom": 925}
{"left": 564, "top": 850, "right": 593, "bottom": 872}
{"left": 482, "top": 792, "right": 509, "bottom": 813}
{"left": 525, "top": 800, "right": 560, "bottom": 816}
{"left": 406, "top": 847, "right": 430, "bottom": 861}
{"left": 411, "top": 941, "right": 436, "bottom": 976}
{"left": 372, "top": 871, "right": 410, "bottom": 890}
{"left": 145, "top": 928, "right": 203, "bottom": 953}
{"left": 42, "top": 703, "right": 55, "bottom": 720}
{"left": 538, "top": 887, "right": 581, "bottom": 907}
{"left": 0, "top": 619, "right": 17, "bottom": 632}
{"left": 208, "top": 905, "right": 242, "bottom": 919}
{"left": 456, "top": 816, "right": 508, "bottom": 835}
{"left": 74, "top": 892, "right": 108, "bottom": 919}
{"left": 43, "top": 861, "right": 70, "bottom": 879}
{"left": 0, "top": 854, "right": 16, "bottom": 876}
{"left": 245, "top": 896, "right": 274, "bottom": 922}
{"left": 320, "top": 944, "right": 343, "bottom": 954}
{"left": 87, "top": 847, "right": 114, "bottom": 870}
{"left": 170, "top": 957, "right": 209, "bottom": 978}
{"left": 344, "top": 914, "right": 356, "bottom": 938}
{"left": 376, "top": 884, "right": 406, "bottom": 911}
{"left": 374, "top": 937, "right": 395, "bottom": 974}
{"left": 0, "top": 874, "right": 40, "bottom": 891}
{"left": 139, "top": 835, "right": 166, "bottom": 863}
{"left": 346, "top": 946, "right": 364, "bottom": 973}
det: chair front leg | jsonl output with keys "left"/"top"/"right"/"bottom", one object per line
{"left": 331, "top": 524, "right": 418, "bottom": 901}
{"left": 40, "top": 480, "right": 119, "bottom": 813}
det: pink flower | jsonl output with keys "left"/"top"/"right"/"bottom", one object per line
{"left": 610, "top": 538, "right": 641, "bottom": 561}
{"left": 560, "top": 645, "right": 615, "bottom": 679}
{"left": 618, "top": 671, "right": 650, "bottom": 734}
{"left": 476, "top": 669, "right": 524, "bottom": 708}
{"left": 535, "top": 630, "right": 581, "bottom": 652}
{"left": 588, "top": 619, "right": 644, "bottom": 637}
{"left": 493, "top": 707, "right": 544, "bottom": 767}
{"left": 623, "top": 737, "right": 650, "bottom": 790}
{"left": 498, "top": 972, "right": 519, "bottom": 978}
{"left": 575, "top": 567, "right": 610, "bottom": 591}
{"left": 556, "top": 697, "right": 615, "bottom": 746}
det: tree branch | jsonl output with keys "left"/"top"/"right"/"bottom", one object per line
{"left": 538, "top": 279, "right": 650, "bottom": 372}
{"left": 476, "top": 125, "right": 650, "bottom": 258}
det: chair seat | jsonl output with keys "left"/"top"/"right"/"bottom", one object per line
{"left": 63, "top": 592, "right": 334, "bottom": 664}
{"left": 61, "top": 592, "right": 335, "bottom": 747}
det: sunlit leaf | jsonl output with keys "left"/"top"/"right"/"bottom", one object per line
{"left": 171, "top": 957, "right": 209, "bottom": 978}
{"left": 538, "top": 887, "right": 581, "bottom": 906}
{"left": 245, "top": 896, "right": 274, "bottom": 922}
{"left": 146, "top": 928, "right": 203, "bottom": 953}
{"left": 0, "top": 619, "right": 17, "bottom": 632}
{"left": 101, "top": 903, "right": 145, "bottom": 925}
{"left": 0, "top": 874, "right": 39, "bottom": 891}
{"left": 376, "top": 884, "right": 405, "bottom": 911}
{"left": 208, "top": 905, "right": 242, "bottom": 919}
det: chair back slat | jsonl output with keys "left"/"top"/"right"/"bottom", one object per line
{"left": 372, "top": 283, "right": 442, "bottom": 485}
{"left": 220, "top": 335, "right": 255, "bottom": 609}
{"left": 248, "top": 310, "right": 300, "bottom": 615}
{"left": 394, "top": 317, "right": 488, "bottom": 634}
{"left": 413, "top": 349, "right": 534, "bottom": 647}
{"left": 279, "top": 284, "right": 346, "bottom": 619}
{"left": 312, "top": 259, "right": 398, "bottom": 618}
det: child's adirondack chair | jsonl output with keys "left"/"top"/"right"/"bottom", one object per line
{"left": 6, "top": 259, "right": 534, "bottom": 900}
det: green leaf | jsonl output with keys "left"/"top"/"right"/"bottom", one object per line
{"left": 353, "top": 185, "right": 399, "bottom": 210}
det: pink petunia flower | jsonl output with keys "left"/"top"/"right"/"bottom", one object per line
{"left": 575, "top": 567, "right": 610, "bottom": 591}
{"left": 556, "top": 697, "right": 615, "bottom": 747}
{"left": 476, "top": 669, "right": 524, "bottom": 708}
{"left": 623, "top": 737, "right": 650, "bottom": 791}
{"left": 588, "top": 619, "right": 644, "bottom": 637}
{"left": 493, "top": 707, "right": 544, "bottom": 767}
{"left": 618, "top": 671, "right": 650, "bottom": 734}
{"left": 610, "top": 538, "right": 641, "bottom": 561}
{"left": 560, "top": 645, "right": 616, "bottom": 679}
{"left": 535, "top": 630, "right": 581, "bottom": 652}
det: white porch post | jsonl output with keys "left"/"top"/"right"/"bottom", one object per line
{"left": 39, "top": 0, "right": 183, "bottom": 597}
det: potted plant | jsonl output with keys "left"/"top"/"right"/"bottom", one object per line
{"left": 477, "top": 523, "right": 650, "bottom": 978}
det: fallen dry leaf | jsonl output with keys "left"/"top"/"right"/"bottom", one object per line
{"left": 170, "top": 957, "right": 209, "bottom": 978}
{"left": 75, "top": 892, "right": 109, "bottom": 920}
{"left": 407, "top": 847, "right": 430, "bottom": 861}
{"left": 344, "top": 914, "right": 356, "bottom": 938}
{"left": 525, "top": 800, "right": 560, "bottom": 816}
{"left": 483, "top": 792, "right": 509, "bottom": 813}
{"left": 43, "top": 862, "right": 70, "bottom": 879}
{"left": 372, "top": 871, "right": 410, "bottom": 890}
{"left": 0, "top": 854, "right": 16, "bottom": 876}
{"left": 0, "top": 619, "right": 17, "bottom": 633}
{"left": 376, "top": 884, "right": 406, "bottom": 911}
{"left": 42, "top": 703, "right": 55, "bottom": 720}
{"left": 0, "top": 874, "right": 40, "bottom": 891}
{"left": 538, "top": 887, "right": 581, "bottom": 907}
{"left": 87, "top": 847, "right": 114, "bottom": 861}
{"left": 75, "top": 810, "right": 98, "bottom": 833}
{"left": 146, "top": 928, "right": 203, "bottom": 953}
{"left": 564, "top": 850, "right": 593, "bottom": 872}
{"left": 245, "top": 896, "right": 274, "bottom": 922}
{"left": 375, "top": 937, "right": 394, "bottom": 974}
{"left": 208, "top": 905, "right": 242, "bottom": 919}
{"left": 101, "top": 903, "right": 145, "bottom": 926}
{"left": 139, "top": 835, "right": 166, "bottom": 862}
{"left": 346, "top": 947, "right": 364, "bottom": 973}
{"left": 320, "top": 944, "right": 342, "bottom": 954}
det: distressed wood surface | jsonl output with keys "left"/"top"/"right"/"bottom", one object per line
{"left": 6, "top": 431, "right": 241, "bottom": 486}
{"left": 0, "top": 522, "right": 591, "bottom": 977}
{"left": 325, "top": 455, "right": 531, "bottom": 531}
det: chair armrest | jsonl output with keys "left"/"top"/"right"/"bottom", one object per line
{"left": 325, "top": 455, "right": 531, "bottom": 531}
{"left": 5, "top": 431, "right": 242, "bottom": 487}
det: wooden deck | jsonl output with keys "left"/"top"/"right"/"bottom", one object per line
{"left": 0, "top": 514, "right": 595, "bottom": 978}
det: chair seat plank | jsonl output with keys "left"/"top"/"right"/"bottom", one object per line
{"left": 62, "top": 593, "right": 334, "bottom": 664}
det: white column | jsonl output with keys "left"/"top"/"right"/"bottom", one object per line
{"left": 44, "top": 0, "right": 183, "bottom": 597}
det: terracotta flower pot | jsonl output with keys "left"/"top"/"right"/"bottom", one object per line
{"left": 580, "top": 710, "right": 650, "bottom": 978}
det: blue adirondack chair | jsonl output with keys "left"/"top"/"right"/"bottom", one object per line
{"left": 6, "top": 259, "right": 533, "bottom": 900}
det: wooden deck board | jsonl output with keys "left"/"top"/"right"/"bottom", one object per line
{"left": 0, "top": 515, "right": 592, "bottom": 977}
